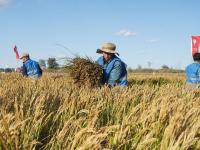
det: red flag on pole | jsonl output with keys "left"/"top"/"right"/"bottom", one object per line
{"left": 191, "top": 36, "right": 200, "bottom": 56}
{"left": 14, "top": 45, "right": 20, "bottom": 60}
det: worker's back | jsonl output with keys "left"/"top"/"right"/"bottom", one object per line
{"left": 185, "top": 62, "right": 200, "bottom": 84}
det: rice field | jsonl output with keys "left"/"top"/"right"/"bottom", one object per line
{"left": 0, "top": 72, "right": 200, "bottom": 150}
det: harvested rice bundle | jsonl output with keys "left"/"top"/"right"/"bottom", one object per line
{"left": 69, "top": 57, "right": 103, "bottom": 88}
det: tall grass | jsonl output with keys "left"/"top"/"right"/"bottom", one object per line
{"left": 0, "top": 73, "right": 199, "bottom": 150}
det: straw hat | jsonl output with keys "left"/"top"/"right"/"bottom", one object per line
{"left": 20, "top": 53, "right": 29, "bottom": 59}
{"left": 96, "top": 42, "right": 119, "bottom": 56}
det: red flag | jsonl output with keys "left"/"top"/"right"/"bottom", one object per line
{"left": 14, "top": 45, "right": 20, "bottom": 60}
{"left": 191, "top": 36, "right": 200, "bottom": 56}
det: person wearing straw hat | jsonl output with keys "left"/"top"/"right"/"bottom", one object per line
{"left": 96, "top": 42, "right": 128, "bottom": 87}
{"left": 20, "top": 53, "right": 43, "bottom": 78}
{"left": 185, "top": 53, "right": 200, "bottom": 87}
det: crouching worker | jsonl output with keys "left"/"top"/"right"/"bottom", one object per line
{"left": 20, "top": 53, "right": 42, "bottom": 78}
{"left": 185, "top": 53, "right": 200, "bottom": 87}
{"left": 96, "top": 42, "right": 128, "bottom": 87}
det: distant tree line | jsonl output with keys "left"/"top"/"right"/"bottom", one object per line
{"left": 128, "top": 64, "right": 184, "bottom": 73}
{"left": 1, "top": 59, "right": 184, "bottom": 74}
{"left": 0, "top": 57, "right": 61, "bottom": 73}
{"left": 39, "top": 58, "right": 60, "bottom": 70}
{"left": 0, "top": 68, "right": 15, "bottom": 73}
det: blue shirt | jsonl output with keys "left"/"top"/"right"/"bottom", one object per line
{"left": 22, "top": 59, "right": 42, "bottom": 78}
{"left": 97, "top": 56, "right": 128, "bottom": 87}
{"left": 185, "top": 62, "right": 200, "bottom": 87}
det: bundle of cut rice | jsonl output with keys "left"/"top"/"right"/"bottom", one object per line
{"left": 68, "top": 57, "right": 103, "bottom": 88}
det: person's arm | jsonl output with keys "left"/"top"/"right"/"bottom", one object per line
{"left": 107, "top": 61, "right": 123, "bottom": 86}
{"left": 197, "top": 67, "right": 200, "bottom": 80}
{"left": 22, "top": 64, "right": 28, "bottom": 77}
{"left": 38, "top": 63, "right": 43, "bottom": 75}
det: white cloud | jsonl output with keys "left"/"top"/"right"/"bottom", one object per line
{"left": 115, "top": 29, "right": 137, "bottom": 37}
{"left": 0, "top": 0, "right": 10, "bottom": 7}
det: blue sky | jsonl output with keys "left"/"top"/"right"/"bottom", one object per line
{"left": 0, "top": 0, "right": 200, "bottom": 69}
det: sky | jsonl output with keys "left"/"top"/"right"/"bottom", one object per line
{"left": 0, "top": 0, "right": 200, "bottom": 69}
